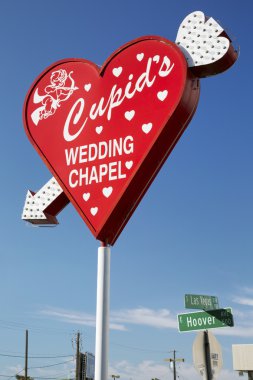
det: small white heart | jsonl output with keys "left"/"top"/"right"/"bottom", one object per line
{"left": 96, "top": 126, "right": 103, "bottom": 134}
{"left": 157, "top": 90, "right": 168, "bottom": 101}
{"left": 137, "top": 53, "right": 144, "bottom": 61}
{"left": 125, "top": 161, "right": 133, "bottom": 170}
{"left": 112, "top": 67, "right": 123, "bottom": 77}
{"left": 153, "top": 55, "right": 160, "bottom": 63}
{"left": 83, "top": 193, "right": 90, "bottom": 202}
{"left": 84, "top": 83, "right": 91, "bottom": 92}
{"left": 90, "top": 207, "right": 98, "bottom": 216}
{"left": 125, "top": 110, "right": 135, "bottom": 121}
{"left": 142, "top": 123, "right": 153, "bottom": 134}
{"left": 102, "top": 187, "right": 113, "bottom": 198}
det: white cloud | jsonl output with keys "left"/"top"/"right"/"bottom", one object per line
{"left": 39, "top": 307, "right": 177, "bottom": 331}
{"left": 40, "top": 307, "right": 127, "bottom": 331}
{"left": 109, "top": 360, "right": 168, "bottom": 380}
{"left": 7, "top": 359, "right": 76, "bottom": 380}
{"left": 213, "top": 325, "right": 253, "bottom": 338}
{"left": 111, "top": 307, "right": 177, "bottom": 329}
{"left": 6, "top": 364, "right": 24, "bottom": 378}
{"left": 6, "top": 358, "right": 239, "bottom": 380}
{"left": 109, "top": 360, "right": 239, "bottom": 380}
{"left": 239, "top": 286, "right": 253, "bottom": 295}
{"left": 232, "top": 296, "right": 253, "bottom": 307}
{"left": 39, "top": 303, "right": 253, "bottom": 338}
{"left": 41, "top": 307, "right": 96, "bottom": 326}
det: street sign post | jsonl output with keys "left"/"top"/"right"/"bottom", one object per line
{"left": 178, "top": 308, "right": 233, "bottom": 332}
{"left": 193, "top": 331, "right": 223, "bottom": 380}
{"left": 185, "top": 294, "right": 219, "bottom": 311}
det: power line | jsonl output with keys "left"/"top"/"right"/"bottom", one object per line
{"left": 0, "top": 361, "right": 74, "bottom": 380}
{"left": 28, "top": 358, "right": 74, "bottom": 369}
{"left": 32, "top": 368, "right": 75, "bottom": 379}
{"left": 33, "top": 377, "right": 74, "bottom": 380}
{"left": 0, "top": 319, "right": 77, "bottom": 336}
{"left": 30, "top": 354, "right": 74, "bottom": 359}
{"left": 0, "top": 374, "right": 75, "bottom": 380}
{"left": 33, "top": 375, "right": 74, "bottom": 380}
{"left": 0, "top": 359, "right": 74, "bottom": 379}
{"left": 6, "top": 367, "right": 25, "bottom": 380}
{"left": 0, "top": 353, "right": 73, "bottom": 359}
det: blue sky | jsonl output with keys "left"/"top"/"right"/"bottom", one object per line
{"left": 0, "top": 0, "right": 252, "bottom": 379}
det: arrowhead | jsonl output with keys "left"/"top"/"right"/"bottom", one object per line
{"left": 22, "top": 190, "right": 59, "bottom": 225}
{"left": 21, "top": 177, "right": 70, "bottom": 225}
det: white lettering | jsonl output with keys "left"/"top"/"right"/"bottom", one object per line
{"left": 68, "top": 161, "right": 128, "bottom": 187}
{"left": 88, "top": 144, "right": 98, "bottom": 162}
{"left": 89, "top": 166, "right": 99, "bottom": 184}
{"left": 79, "top": 145, "right": 88, "bottom": 163}
{"left": 136, "top": 57, "right": 156, "bottom": 91}
{"left": 159, "top": 56, "right": 174, "bottom": 77}
{"left": 186, "top": 317, "right": 192, "bottom": 327}
{"left": 99, "top": 164, "right": 108, "bottom": 182}
{"left": 79, "top": 167, "right": 89, "bottom": 186}
{"left": 63, "top": 98, "right": 88, "bottom": 142}
{"left": 65, "top": 136, "right": 134, "bottom": 166}
{"left": 63, "top": 55, "right": 175, "bottom": 142}
{"left": 118, "top": 160, "right": 126, "bottom": 179}
{"left": 109, "top": 162, "right": 118, "bottom": 181}
{"left": 65, "top": 147, "right": 79, "bottom": 166}
{"left": 69, "top": 169, "right": 79, "bottom": 188}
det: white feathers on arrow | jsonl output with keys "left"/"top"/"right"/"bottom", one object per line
{"left": 175, "top": 11, "right": 237, "bottom": 77}
{"left": 176, "top": 11, "right": 227, "bottom": 67}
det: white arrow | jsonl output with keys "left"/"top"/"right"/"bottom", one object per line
{"left": 22, "top": 177, "right": 69, "bottom": 225}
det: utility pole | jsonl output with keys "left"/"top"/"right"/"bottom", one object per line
{"left": 164, "top": 350, "right": 184, "bottom": 380}
{"left": 25, "top": 330, "right": 28, "bottom": 380}
{"left": 75, "top": 332, "right": 80, "bottom": 380}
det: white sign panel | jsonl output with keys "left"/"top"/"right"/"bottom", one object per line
{"left": 233, "top": 345, "right": 253, "bottom": 371}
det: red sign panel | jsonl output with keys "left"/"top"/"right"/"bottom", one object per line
{"left": 24, "top": 36, "right": 200, "bottom": 244}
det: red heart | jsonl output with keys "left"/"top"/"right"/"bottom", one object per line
{"left": 24, "top": 36, "right": 200, "bottom": 245}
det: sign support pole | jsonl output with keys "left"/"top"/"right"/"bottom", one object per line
{"left": 204, "top": 330, "right": 212, "bottom": 380}
{"left": 95, "top": 243, "right": 111, "bottom": 380}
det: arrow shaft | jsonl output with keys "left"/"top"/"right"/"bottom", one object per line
{"left": 35, "top": 177, "right": 64, "bottom": 210}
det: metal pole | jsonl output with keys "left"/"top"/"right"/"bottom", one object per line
{"left": 95, "top": 244, "right": 111, "bottom": 380}
{"left": 204, "top": 330, "right": 212, "bottom": 380}
{"left": 25, "top": 330, "right": 28, "bottom": 380}
{"left": 173, "top": 350, "right": 176, "bottom": 380}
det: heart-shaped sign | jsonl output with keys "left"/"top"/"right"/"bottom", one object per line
{"left": 24, "top": 36, "right": 200, "bottom": 244}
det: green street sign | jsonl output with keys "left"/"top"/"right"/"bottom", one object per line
{"left": 178, "top": 308, "right": 234, "bottom": 332}
{"left": 184, "top": 294, "right": 219, "bottom": 311}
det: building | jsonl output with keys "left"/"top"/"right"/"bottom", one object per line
{"left": 79, "top": 352, "right": 95, "bottom": 380}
